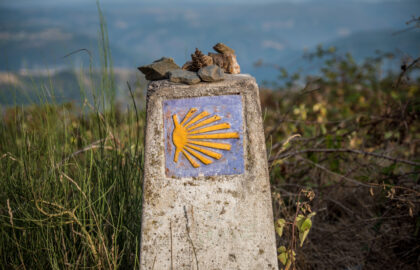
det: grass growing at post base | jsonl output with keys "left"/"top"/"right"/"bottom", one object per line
{"left": 0, "top": 2, "right": 145, "bottom": 269}
{"left": 0, "top": 94, "right": 145, "bottom": 269}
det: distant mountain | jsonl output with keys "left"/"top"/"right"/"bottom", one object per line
{"left": 328, "top": 29, "right": 420, "bottom": 60}
{"left": 0, "top": 69, "right": 146, "bottom": 107}
{"left": 0, "top": 0, "right": 419, "bottom": 84}
{"left": 251, "top": 28, "right": 420, "bottom": 82}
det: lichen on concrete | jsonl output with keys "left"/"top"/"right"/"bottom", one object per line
{"left": 140, "top": 74, "right": 278, "bottom": 270}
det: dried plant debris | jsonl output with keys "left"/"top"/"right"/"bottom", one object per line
{"left": 183, "top": 43, "right": 240, "bottom": 74}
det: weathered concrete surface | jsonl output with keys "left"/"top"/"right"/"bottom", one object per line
{"left": 140, "top": 74, "right": 278, "bottom": 270}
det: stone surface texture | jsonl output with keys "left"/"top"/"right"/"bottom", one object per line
{"left": 140, "top": 74, "right": 278, "bottom": 270}
{"left": 138, "top": 57, "right": 180, "bottom": 80}
{"left": 198, "top": 65, "right": 225, "bottom": 82}
{"left": 168, "top": 69, "right": 201, "bottom": 85}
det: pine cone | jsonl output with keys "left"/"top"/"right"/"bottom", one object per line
{"left": 183, "top": 48, "right": 213, "bottom": 71}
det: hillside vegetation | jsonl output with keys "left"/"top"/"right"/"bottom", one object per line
{"left": 262, "top": 47, "right": 420, "bottom": 269}
{"left": 1, "top": 44, "right": 419, "bottom": 269}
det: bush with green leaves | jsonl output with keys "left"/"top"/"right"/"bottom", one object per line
{"left": 263, "top": 45, "right": 420, "bottom": 269}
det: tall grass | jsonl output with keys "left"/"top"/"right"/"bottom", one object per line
{"left": 0, "top": 3, "right": 145, "bottom": 269}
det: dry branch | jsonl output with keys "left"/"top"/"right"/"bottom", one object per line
{"left": 271, "top": 148, "right": 420, "bottom": 167}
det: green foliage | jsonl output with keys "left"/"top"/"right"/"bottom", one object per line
{"left": 277, "top": 246, "right": 295, "bottom": 269}
{"left": 274, "top": 188, "right": 316, "bottom": 269}
{"left": 275, "top": 218, "right": 286, "bottom": 238}
{"left": 295, "top": 212, "right": 315, "bottom": 247}
{"left": 265, "top": 45, "right": 420, "bottom": 269}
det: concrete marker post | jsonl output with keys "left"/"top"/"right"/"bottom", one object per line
{"left": 140, "top": 74, "right": 278, "bottom": 270}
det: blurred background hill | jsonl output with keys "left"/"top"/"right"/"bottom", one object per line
{"left": 0, "top": 0, "right": 419, "bottom": 105}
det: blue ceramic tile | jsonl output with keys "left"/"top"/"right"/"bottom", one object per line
{"left": 163, "top": 95, "right": 244, "bottom": 178}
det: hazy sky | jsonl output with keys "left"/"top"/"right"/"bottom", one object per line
{"left": 1, "top": 0, "right": 417, "bottom": 78}
{"left": 1, "top": 0, "right": 406, "bottom": 6}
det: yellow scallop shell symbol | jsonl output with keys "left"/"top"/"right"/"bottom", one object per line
{"left": 172, "top": 108, "right": 239, "bottom": 168}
